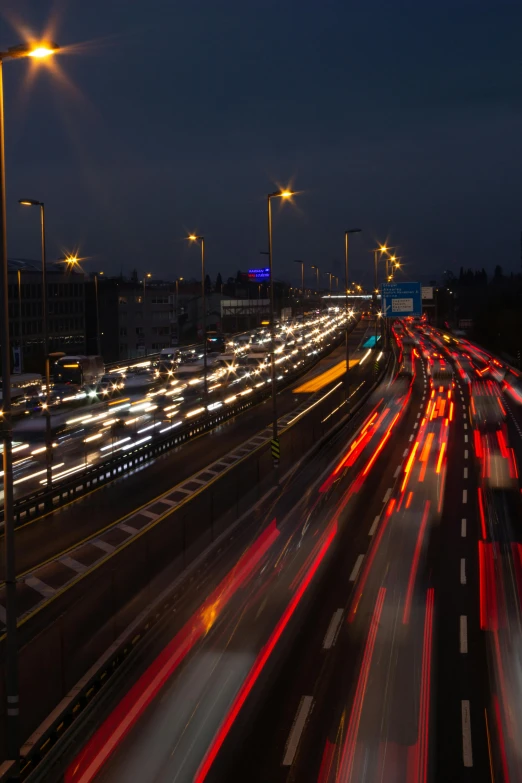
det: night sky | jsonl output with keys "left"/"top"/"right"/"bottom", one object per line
{"left": 2, "top": 0, "right": 522, "bottom": 287}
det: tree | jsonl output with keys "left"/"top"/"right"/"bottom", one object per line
{"left": 215, "top": 272, "right": 223, "bottom": 292}
{"left": 205, "top": 273, "right": 212, "bottom": 293}
{"left": 493, "top": 264, "right": 504, "bottom": 283}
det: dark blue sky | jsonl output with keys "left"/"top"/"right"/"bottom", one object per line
{"left": 2, "top": 0, "right": 522, "bottom": 286}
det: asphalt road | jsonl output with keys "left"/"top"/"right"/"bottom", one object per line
{"left": 2, "top": 321, "right": 372, "bottom": 579}
{"left": 62, "top": 325, "right": 522, "bottom": 783}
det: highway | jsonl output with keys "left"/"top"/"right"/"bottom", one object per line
{"left": 0, "top": 317, "right": 373, "bottom": 586}
{"left": 4, "top": 312, "right": 348, "bottom": 500}
{"left": 58, "top": 320, "right": 522, "bottom": 783}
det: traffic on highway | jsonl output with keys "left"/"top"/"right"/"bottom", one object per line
{"left": 2, "top": 310, "right": 351, "bottom": 501}
{"left": 52, "top": 317, "right": 522, "bottom": 783}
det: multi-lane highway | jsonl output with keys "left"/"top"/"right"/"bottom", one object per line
{"left": 4, "top": 312, "right": 350, "bottom": 500}
{"left": 55, "top": 318, "right": 522, "bottom": 783}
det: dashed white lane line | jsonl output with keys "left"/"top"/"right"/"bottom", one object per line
{"left": 403, "top": 449, "right": 409, "bottom": 457}
{"left": 349, "top": 554, "right": 365, "bottom": 582}
{"left": 462, "top": 700, "right": 474, "bottom": 767}
{"left": 463, "top": 467, "right": 468, "bottom": 479}
{"left": 393, "top": 465, "right": 401, "bottom": 478}
{"left": 369, "top": 516, "right": 380, "bottom": 536}
{"left": 464, "top": 450, "right": 468, "bottom": 459}
{"left": 464, "top": 434, "right": 468, "bottom": 443}
{"left": 463, "top": 489, "right": 468, "bottom": 504}
{"left": 414, "top": 423, "right": 418, "bottom": 429}
{"left": 383, "top": 488, "right": 393, "bottom": 503}
{"left": 323, "top": 609, "right": 343, "bottom": 650}
{"left": 464, "top": 423, "right": 468, "bottom": 430}
{"left": 461, "top": 519, "right": 467, "bottom": 537}
{"left": 409, "top": 434, "right": 414, "bottom": 442}
{"left": 417, "top": 413, "right": 421, "bottom": 419}
{"left": 460, "top": 616, "right": 468, "bottom": 653}
{"left": 460, "top": 558, "right": 467, "bottom": 584}
{"left": 283, "top": 696, "right": 314, "bottom": 766}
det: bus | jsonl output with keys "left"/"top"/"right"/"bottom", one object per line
{"left": 53, "top": 355, "right": 104, "bottom": 387}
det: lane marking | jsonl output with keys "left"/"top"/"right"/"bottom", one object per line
{"left": 24, "top": 576, "right": 56, "bottom": 598}
{"left": 282, "top": 696, "right": 314, "bottom": 766}
{"left": 414, "top": 423, "right": 418, "bottom": 429}
{"left": 464, "top": 423, "right": 468, "bottom": 430}
{"left": 323, "top": 609, "right": 343, "bottom": 650}
{"left": 91, "top": 539, "right": 116, "bottom": 554}
{"left": 461, "top": 519, "right": 467, "bottom": 537}
{"left": 118, "top": 523, "right": 138, "bottom": 535}
{"left": 383, "top": 488, "right": 392, "bottom": 503}
{"left": 464, "top": 434, "right": 468, "bottom": 443}
{"left": 460, "top": 616, "right": 468, "bottom": 653}
{"left": 460, "top": 558, "right": 467, "bottom": 584}
{"left": 349, "top": 554, "right": 365, "bottom": 582}
{"left": 409, "top": 434, "right": 414, "bottom": 442}
{"left": 462, "top": 700, "right": 473, "bottom": 767}
{"left": 417, "top": 413, "right": 421, "bottom": 419}
{"left": 403, "top": 449, "right": 409, "bottom": 457}
{"left": 368, "top": 516, "right": 380, "bottom": 536}
{"left": 464, "top": 450, "right": 468, "bottom": 459}
{"left": 463, "top": 489, "right": 468, "bottom": 504}
{"left": 463, "top": 467, "right": 468, "bottom": 479}
{"left": 60, "top": 556, "right": 88, "bottom": 574}
{"left": 393, "top": 465, "right": 401, "bottom": 478}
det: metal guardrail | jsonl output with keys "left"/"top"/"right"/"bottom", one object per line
{"left": 8, "top": 331, "right": 350, "bottom": 528}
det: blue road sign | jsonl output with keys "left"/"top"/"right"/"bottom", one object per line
{"left": 381, "top": 282, "right": 422, "bottom": 318}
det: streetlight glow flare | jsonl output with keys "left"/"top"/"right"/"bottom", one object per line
{"left": 28, "top": 46, "right": 57, "bottom": 59}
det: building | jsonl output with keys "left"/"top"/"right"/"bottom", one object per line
{"left": 7, "top": 259, "right": 86, "bottom": 374}
{"left": 89, "top": 277, "right": 177, "bottom": 362}
{"left": 88, "top": 276, "right": 229, "bottom": 362}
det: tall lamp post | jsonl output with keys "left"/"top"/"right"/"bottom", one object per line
{"left": 94, "top": 272, "right": 103, "bottom": 355}
{"left": 188, "top": 235, "right": 208, "bottom": 404}
{"left": 142, "top": 272, "right": 151, "bottom": 356}
{"left": 293, "top": 259, "right": 304, "bottom": 294}
{"left": 0, "top": 39, "right": 59, "bottom": 768}
{"left": 345, "top": 229, "right": 362, "bottom": 394}
{"left": 267, "top": 189, "right": 294, "bottom": 468}
{"left": 175, "top": 276, "right": 183, "bottom": 343}
{"left": 311, "top": 264, "right": 319, "bottom": 291}
{"left": 18, "top": 198, "right": 54, "bottom": 489}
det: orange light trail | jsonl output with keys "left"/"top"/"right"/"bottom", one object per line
{"left": 362, "top": 411, "right": 400, "bottom": 477}
{"left": 435, "top": 441, "right": 446, "bottom": 474}
{"left": 402, "top": 441, "right": 419, "bottom": 491}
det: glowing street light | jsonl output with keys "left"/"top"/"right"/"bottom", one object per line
{"left": 0, "top": 38, "right": 59, "bottom": 768}
{"left": 188, "top": 235, "right": 208, "bottom": 403}
{"left": 267, "top": 188, "right": 295, "bottom": 469}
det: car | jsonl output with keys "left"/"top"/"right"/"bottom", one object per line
{"left": 96, "top": 374, "right": 125, "bottom": 395}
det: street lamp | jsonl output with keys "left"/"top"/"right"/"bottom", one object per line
{"left": 0, "top": 39, "right": 59, "bottom": 768}
{"left": 311, "top": 264, "right": 319, "bottom": 291}
{"left": 18, "top": 199, "right": 56, "bottom": 491}
{"left": 344, "top": 228, "right": 362, "bottom": 395}
{"left": 175, "top": 276, "right": 183, "bottom": 342}
{"left": 188, "top": 235, "right": 208, "bottom": 403}
{"left": 293, "top": 260, "right": 305, "bottom": 294}
{"left": 267, "top": 188, "right": 294, "bottom": 468}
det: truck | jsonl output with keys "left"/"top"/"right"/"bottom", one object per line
{"left": 53, "top": 355, "right": 104, "bottom": 387}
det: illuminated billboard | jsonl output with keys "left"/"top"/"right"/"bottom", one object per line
{"left": 248, "top": 267, "right": 270, "bottom": 280}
